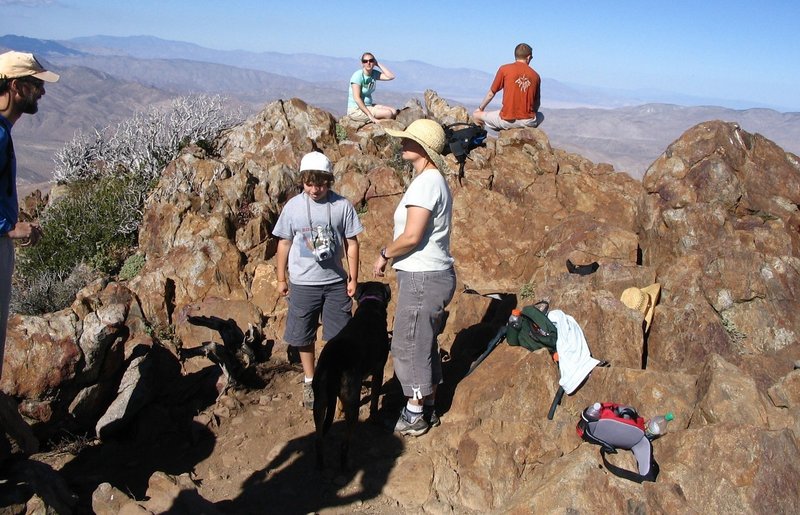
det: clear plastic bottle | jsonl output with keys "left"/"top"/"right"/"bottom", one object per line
{"left": 585, "top": 402, "right": 602, "bottom": 420}
{"left": 508, "top": 309, "right": 522, "bottom": 329}
{"left": 645, "top": 412, "right": 674, "bottom": 439}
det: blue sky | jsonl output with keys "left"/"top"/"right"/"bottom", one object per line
{"left": 2, "top": 0, "right": 799, "bottom": 111}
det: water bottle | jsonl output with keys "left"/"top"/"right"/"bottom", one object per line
{"left": 585, "top": 402, "right": 602, "bottom": 420}
{"left": 508, "top": 309, "right": 522, "bottom": 330}
{"left": 645, "top": 412, "right": 674, "bottom": 439}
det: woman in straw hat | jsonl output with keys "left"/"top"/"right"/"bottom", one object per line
{"left": 374, "top": 119, "right": 456, "bottom": 436}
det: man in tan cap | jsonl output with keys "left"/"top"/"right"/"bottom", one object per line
{"left": 0, "top": 51, "right": 59, "bottom": 456}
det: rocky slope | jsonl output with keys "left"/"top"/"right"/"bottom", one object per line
{"left": 1, "top": 92, "right": 799, "bottom": 513}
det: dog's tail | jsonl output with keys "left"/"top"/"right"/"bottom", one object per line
{"left": 313, "top": 367, "right": 340, "bottom": 437}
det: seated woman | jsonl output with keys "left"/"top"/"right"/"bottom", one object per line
{"left": 347, "top": 52, "right": 398, "bottom": 123}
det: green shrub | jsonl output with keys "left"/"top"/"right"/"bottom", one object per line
{"left": 145, "top": 322, "right": 176, "bottom": 344}
{"left": 119, "top": 254, "right": 146, "bottom": 281}
{"left": 721, "top": 312, "right": 746, "bottom": 345}
{"left": 335, "top": 123, "right": 348, "bottom": 142}
{"left": 13, "top": 95, "right": 242, "bottom": 315}
{"left": 519, "top": 281, "right": 536, "bottom": 301}
{"left": 16, "top": 175, "right": 143, "bottom": 282}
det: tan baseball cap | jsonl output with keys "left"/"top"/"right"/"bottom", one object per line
{"left": 0, "top": 51, "right": 60, "bottom": 82}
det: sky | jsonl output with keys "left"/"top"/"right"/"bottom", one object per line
{"left": 2, "top": 0, "right": 799, "bottom": 111}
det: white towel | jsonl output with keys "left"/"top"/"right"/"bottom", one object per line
{"left": 547, "top": 309, "right": 600, "bottom": 394}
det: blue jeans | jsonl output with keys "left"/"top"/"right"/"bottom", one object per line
{"left": 392, "top": 268, "right": 456, "bottom": 399}
{"left": 0, "top": 237, "right": 13, "bottom": 377}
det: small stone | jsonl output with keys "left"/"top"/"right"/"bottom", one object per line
{"left": 193, "top": 413, "right": 212, "bottom": 427}
{"left": 219, "top": 395, "right": 240, "bottom": 409}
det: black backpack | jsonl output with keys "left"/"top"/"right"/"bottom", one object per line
{"left": 441, "top": 122, "right": 487, "bottom": 184}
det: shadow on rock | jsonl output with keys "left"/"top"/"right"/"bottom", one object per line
{"left": 0, "top": 457, "right": 77, "bottom": 513}
{"left": 438, "top": 294, "right": 517, "bottom": 415}
{"left": 219, "top": 424, "right": 404, "bottom": 514}
{"left": 54, "top": 343, "right": 221, "bottom": 512}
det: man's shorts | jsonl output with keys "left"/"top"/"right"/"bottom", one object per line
{"left": 284, "top": 281, "right": 352, "bottom": 346}
{"left": 482, "top": 110, "right": 545, "bottom": 131}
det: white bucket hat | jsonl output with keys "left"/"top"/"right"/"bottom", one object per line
{"left": 299, "top": 151, "right": 333, "bottom": 174}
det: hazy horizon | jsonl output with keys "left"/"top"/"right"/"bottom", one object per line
{"left": 2, "top": 0, "right": 799, "bottom": 112}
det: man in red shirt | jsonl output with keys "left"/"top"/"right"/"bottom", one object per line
{"left": 474, "top": 43, "right": 543, "bottom": 130}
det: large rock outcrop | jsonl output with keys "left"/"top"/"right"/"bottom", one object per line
{"left": 638, "top": 122, "right": 800, "bottom": 373}
{"left": 2, "top": 92, "right": 798, "bottom": 513}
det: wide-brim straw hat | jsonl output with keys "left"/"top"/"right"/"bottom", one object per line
{"left": 620, "top": 283, "right": 661, "bottom": 332}
{"left": 384, "top": 119, "right": 449, "bottom": 173}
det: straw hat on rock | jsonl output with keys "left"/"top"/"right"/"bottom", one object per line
{"left": 620, "top": 283, "right": 661, "bottom": 332}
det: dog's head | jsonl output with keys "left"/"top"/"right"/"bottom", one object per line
{"left": 355, "top": 281, "right": 391, "bottom": 306}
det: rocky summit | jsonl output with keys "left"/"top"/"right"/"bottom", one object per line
{"left": 2, "top": 91, "right": 799, "bottom": 513}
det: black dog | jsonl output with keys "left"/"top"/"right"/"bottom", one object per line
{"left": 313, "top": 281, "right": 391, "bottom": 469}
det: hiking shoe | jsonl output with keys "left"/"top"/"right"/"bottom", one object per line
{"left": 394, "top": 408, "right": 429, "bottom": 437}
{"left": 303, "top": 382, "right": 314, "bottom": 410}
{"left": 423, "top": 406, "right": 440, "bottom": 428}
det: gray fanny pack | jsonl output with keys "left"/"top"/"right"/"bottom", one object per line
{"left": 576, "top": 402, "right": 659, "bottom": 483}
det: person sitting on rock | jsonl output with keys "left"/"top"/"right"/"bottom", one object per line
{"left": 272, "top": 151, "right": 363, "bottom": 410}
{"left": 473, "top": 43, "right": 544, "bottom": 131}
{"left": 346, "top": 52, "right": 398, "bottom": 124}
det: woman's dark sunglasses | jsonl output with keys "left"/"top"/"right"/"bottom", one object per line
{"left": 361, "top": 58, "right": 376, "bottom": 64}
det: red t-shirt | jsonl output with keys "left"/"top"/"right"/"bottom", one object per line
{"left": 490, "top": 61, "right": 541, "bottom": 121}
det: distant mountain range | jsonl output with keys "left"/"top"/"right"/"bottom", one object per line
{"left": 544, "top": 104, "right": 800, "bottom": 177}
{"left": 2, "top": 34, "right": 798, "bottom": 186}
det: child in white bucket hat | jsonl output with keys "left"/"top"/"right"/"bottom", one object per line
{"left": 272, "top": 151, "right": 364, "bottom": 409}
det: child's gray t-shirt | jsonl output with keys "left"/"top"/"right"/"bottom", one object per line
{"left": 272, "top": 191, "right": 363, "bottom": 285}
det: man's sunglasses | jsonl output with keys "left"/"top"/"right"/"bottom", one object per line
{"left": 17, "top": 77, "right": 45, "bottom": 88}
{"left": 361, "top": 58, "right": 376, "bottom": 64}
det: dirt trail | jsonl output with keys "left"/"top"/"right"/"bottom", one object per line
{"left": 37, "top": 352, "right": 431, "bottom": 514}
